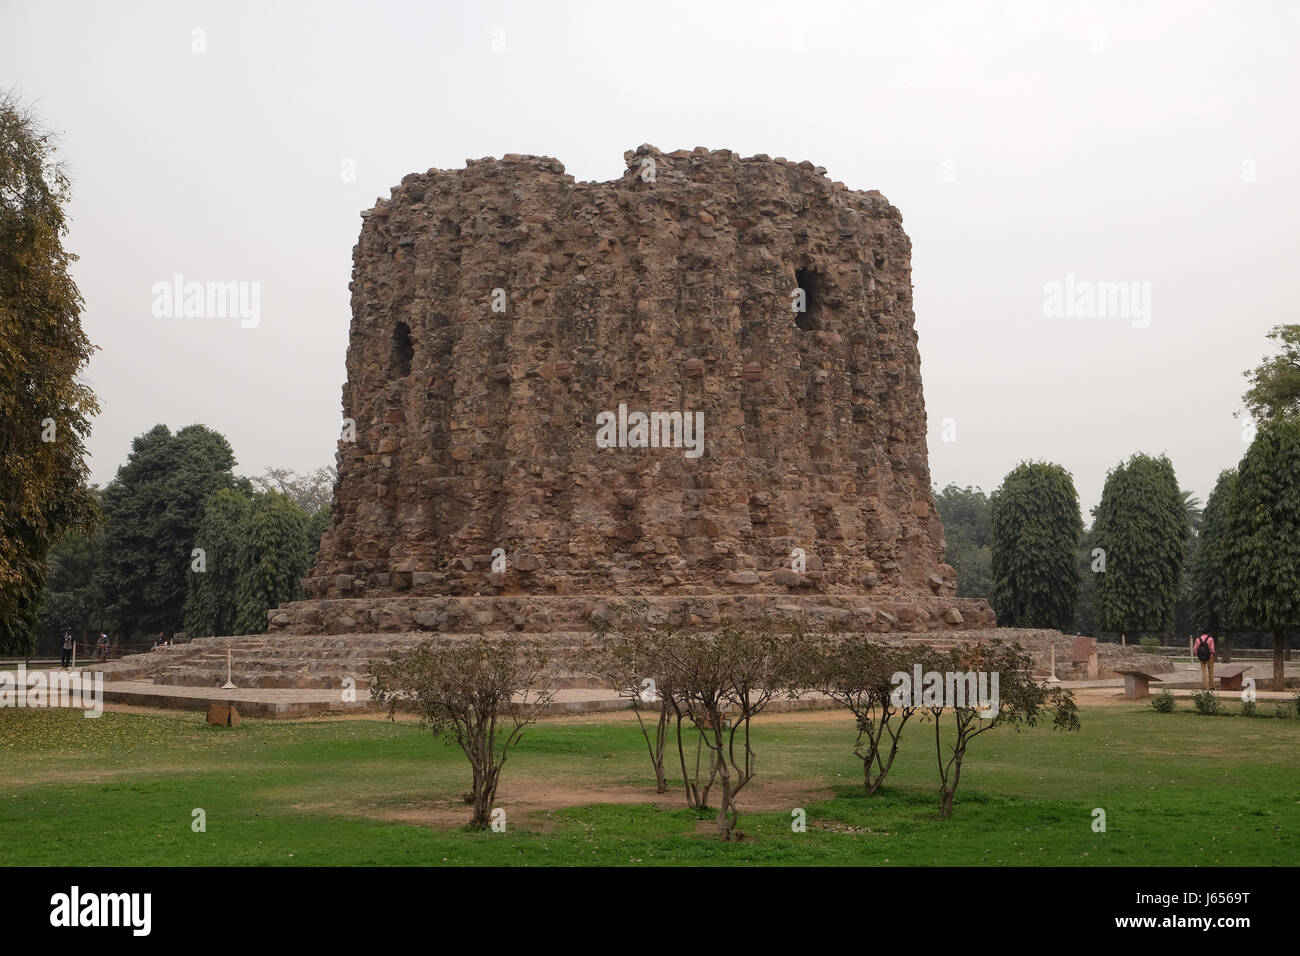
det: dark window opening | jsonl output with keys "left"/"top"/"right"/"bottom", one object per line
{"left": 794, "top": 267, "right": 825, "bottom": 331}
{"left": 392, "top": 321, "right": 414, "bottom": 376}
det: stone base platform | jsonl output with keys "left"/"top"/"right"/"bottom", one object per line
{"left": 267, "top": 593, "right": 997, "bottom": 636}
{"left": 101, "top": 681, "right": 373, "bottom": 719}
{"left": 95, "top": 626, "right": 1173, "bottom": 721}
{"left": 98, "top": 683, "right": 857, "bottom": 720}
{"left": 99, "top": 632, "right": 601, "bottom": 692}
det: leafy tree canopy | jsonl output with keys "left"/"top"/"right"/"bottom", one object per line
{"left": 0, "top": 92, "right": 99, "bottom": 653}
{"left": 933, "top": 484, "right": 993, "bottom": 599}
{"left": 1242, "top": 324, "right": 1300, "bottom": 423}
{"left": 97, "top": 424, "right": 237, "bottom": 636}
{"left": 989, "top": 462, "right": 1083, "bottom": 630}
{"left": 232, "top": 490, "right": 312, "bottom": 635}
{"left": 247, "top": 465, "right": 335, "bottom": 515}
{"left": 1092, "top": 453, "right": 1188, "bottom": 637}
{"left": 183, "top": 487, "right": 252, "bottom": 638}
{"left": 1189, "top": 469, "right": 1237, "bottom": 638}
{"left": 185, "top": 487, "right": 319, "bottom": 638}
{"left": 1224, "top": 418, "right": 1300, "bottom": 687}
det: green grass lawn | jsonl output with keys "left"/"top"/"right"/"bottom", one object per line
{"left": 0, "top": 701, "right": 1295, "bottom": 865}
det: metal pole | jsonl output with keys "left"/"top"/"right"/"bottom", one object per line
{"left": 222, "top": 648, "right": 237, "bottom": 689}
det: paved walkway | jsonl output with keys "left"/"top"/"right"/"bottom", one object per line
{"left": 1063, "top": 659, "right": 1298, "bottom": 699}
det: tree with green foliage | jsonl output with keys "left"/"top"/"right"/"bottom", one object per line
{"left": 183, "top": 488, "right": 252, "bottom": 638}
{"left": 35, "top": 522, "right": 113, "bottom": 653}
{"left": 97, "top": 424, "right": 237, "bottom": 637}
{"left": 1172, "top": 488, "right": 1206, "bottom": 641}
{"left": 1189, "top": 470, "right": 1237, "bottom": 646}
{"left": 249, "top": 465, "right": 336, "bottom": 515}
{"left": 1092, "top": 453, "right": 1188, "bottom": 642}
{"left": 1180, "top": 489, "right": 1204, "bottom": 536}
{"left": 1242, "top": 324, "right": 1300, "bottom": 423}
{"left": 184, "top": 488, "right": 316, "bottom": 637}
{"left": 232, "top": 491, "right": 313, "bottom": 634}
{"left": 934, "top": 483, "right": 992, "bottom": 545}
{"left": 0, "top": 92, "right": 99, "bottom": 653}
{"left": 1225, "top": 419, "right": 1300, "bottom": 690}
{"left": 1070, "top": 526, "right": 1100, "bottom": 637}
{"left": 933, "top": 484, "right": 993, "bottom": 598}
{"left": 989, "top": 462, "right": 1083, "bottom": 630}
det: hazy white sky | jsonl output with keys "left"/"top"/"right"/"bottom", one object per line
{"left": 3, "top": 0, "right": 1297, "bottom": 518}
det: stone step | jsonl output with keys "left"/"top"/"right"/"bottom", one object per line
{"left": 151, "top": 668, "right": 600, "bottom": 691}
{"left": 95, "top": 626, "right": 1174, "bottom": 696}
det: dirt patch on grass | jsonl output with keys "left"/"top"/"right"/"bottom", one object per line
{"left": 287, "top": 770, "right": 835, "bottom": 832}
{"left": 502, "top": 776, "right": 825, "bottom": 811}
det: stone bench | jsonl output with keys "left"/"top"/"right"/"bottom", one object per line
{"left": 1216, "top": 665, "right": 1250, "bottom": 692}
{"left": 1115, "top": 668, "right": 1164, "bottom": 700}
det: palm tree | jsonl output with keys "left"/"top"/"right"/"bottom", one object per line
{"left": 1180, "top": 489, "right": 1203, "bottom": 537}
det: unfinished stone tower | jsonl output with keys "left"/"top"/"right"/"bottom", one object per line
{"left": 271, "top": 145, "right": 995, "bottom": 635}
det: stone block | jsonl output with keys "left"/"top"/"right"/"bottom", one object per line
{"left": 206, "top": 705, "right": 241, "bottom": 727}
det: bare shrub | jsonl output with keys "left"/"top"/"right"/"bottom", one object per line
{"left": 652, "top": 618, "right": 804, "bottom": 840}
{"left": 920, "top": 640, "right": 1080, "bottom": 819}
{"left": 369, "top": 637, "right": 555, "bottom": 829}
{"left": 808, "top": 635, "right": 937, "bottom": 795}
{"left": 582, "top": 607, "right": 673, "bottom": 794}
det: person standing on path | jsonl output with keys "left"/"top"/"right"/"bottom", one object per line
{"left": 1195, "top": 633, "right": 1216, "bottom": 690}
{"left": 60, "top": 631, "right": 73, "bottom": 668}
{"left": 95, "top": 632, "right": 110, "bottom": 663}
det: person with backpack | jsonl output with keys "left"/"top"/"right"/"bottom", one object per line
{"left": 1195, "top": 633, "right": 1216, "bottom": 689}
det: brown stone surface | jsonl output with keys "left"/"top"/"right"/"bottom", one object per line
{"left": 269, "top": 593, "right": 994, "bottom": 635}
{"left": 206, "top": 704, "right": 241, "bottom": 727}
{"left": 281, "top": 145, "right": 995, "bottom": 633}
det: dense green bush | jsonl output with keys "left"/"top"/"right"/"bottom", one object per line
{"left": 1190, "top": 690, "right": 1221, "bottom": 715}
{"left": 1151, "top": 690, "right": 1176, "bottom": 713}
